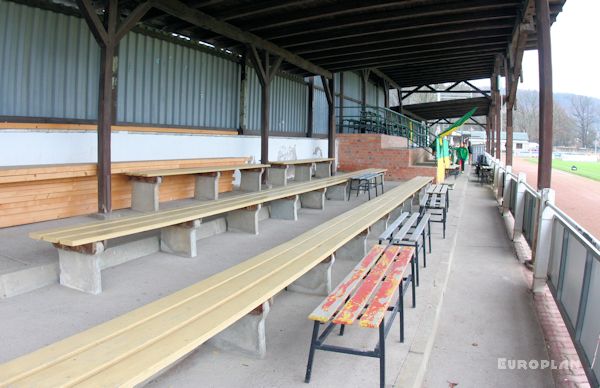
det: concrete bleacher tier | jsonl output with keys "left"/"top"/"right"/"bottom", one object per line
{"left": 22, "top": 167, "right": 384, "bottom": 295}
{"left": 0, "top": 176, "right": 431, "bottom": 387}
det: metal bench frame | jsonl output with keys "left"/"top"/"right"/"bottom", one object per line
{"left": 349, "top": 172, "right": 385, "bottom": 200}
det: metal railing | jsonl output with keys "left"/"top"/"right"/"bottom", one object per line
{"left": 486, "top": 154, "right": 599, "bottom": 386}
{"left": 337, "top": 105, "right": 435, "bottom": 149}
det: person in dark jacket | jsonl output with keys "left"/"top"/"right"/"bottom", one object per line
{"left": 456, "top": 142, "right": 469, "bottom": 172}
{"left": 467, "top": 140, "right": 473, "bottom": 165}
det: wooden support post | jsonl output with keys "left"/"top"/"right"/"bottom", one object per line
{"left": 339, "top": 72, "right": 345, "bottom": 133}
{"left": 97, "top": 0, "right": 118, "bottom": 214}
{"left": 239, "top": 54, "right": 248, "bottom": 134}
{"left": 383, "top": 80, "right": 390, "bottom": 109}
{"left": 491, "top": 59, "right": 502, "bottom": 160}
{"left": 495, "top": 96, "right": 501, "bottom": 159}
{"left": 360, "top": 69, "right": 371, "bottom": 112}
{"left": 307, "top": 77, "right": 314, "bottom": 138}
{"left": 321, "top": 75, "right": 336, "bottom": 167}
{"left": 506, "top": 104, "right": 514, "bottom": 166}
{"left": 248, "top": 45, "right": 282, "bottom": 165}
{"left": 76, "top": 0, "right": 152, "bottom": 214}
{"left": 535, "top": 0, "right": 554, "bottom": 189}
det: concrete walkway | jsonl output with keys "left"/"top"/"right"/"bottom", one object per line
{"left": 423, "top": 171, "right": 554, "bottom": 387}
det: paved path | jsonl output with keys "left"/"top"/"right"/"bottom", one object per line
{"left": 511, "top": 157, "right": 600, "bottom": 239}
{"left": 423, "top": 173, "right": 554, "bottom": 388}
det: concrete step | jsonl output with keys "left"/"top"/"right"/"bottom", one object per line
{"left": 0, "top": 256, "right": 59, "bottom": 299}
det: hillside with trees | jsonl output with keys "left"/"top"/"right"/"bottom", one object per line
{"left": 514, "top": 90, "right": 600, "bottom": 148}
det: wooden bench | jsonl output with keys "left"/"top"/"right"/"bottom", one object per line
{"left": 420, "top": 191, "right": 448, "bottom": 239}
{"left": 378, "top": 212, "right": 432, "bottom": 288}
{"left": 426, "top": 184, "right": 450, "bottom": 210}
{"left": 29, "top": 168, "right": 386, "bottom": 294}
{"left": 305, "top": 245, "right": 415, "bottom": 388}
{"left": 1, "top": 177, "right": 432, "bottom": 387}
{"left": 268, "top": 158, "right": 335, "bottom": 186}
{"left": 349, "top": 171, "right": 385, "bottom": 200}
{"left": 446, "top": 163, "right": 460, "bottom": 179}
{"left": 124, "top": 163, "right": 270, "bottom": 212}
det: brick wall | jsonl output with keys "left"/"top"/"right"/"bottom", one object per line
{"left": 338, "top": 134, "right": 437, "bottom": 181}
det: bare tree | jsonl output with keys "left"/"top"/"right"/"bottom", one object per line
{"left": 570, "top": 95, "right": 599, "bottom": 148}
{"left": 553, "top": 102, "right": 576, "bottom": 147}
{"left": 513, "top": 90, "right": 539, "bottom": 141}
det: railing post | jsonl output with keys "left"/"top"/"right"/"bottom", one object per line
{"left": 532, "top": 188, "right": 556, "bottom": 292}
{"left": 501, "top": 166, "right": 512, "bottom": 215}
{"left": 492, "top": 159, "right": 500, "bottom": 190}
{"left": 512, "top": 172, "right": 527, "bottom": 241}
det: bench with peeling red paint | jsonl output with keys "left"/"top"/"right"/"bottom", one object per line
{"left": 309, "top": 244, "right": 414, "bottom": 328}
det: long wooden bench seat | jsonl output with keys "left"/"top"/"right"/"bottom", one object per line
{"left": 0, "top": 176, "right": 432, "bottom": 387}
{"left": 29, "top": 168, "right": 386, "bottom": 294}
{"left": 124, "top": 163, "right": 271, "bottom": 211}
{"left": 268, "top": 158, "right": 336, "bottom": 186}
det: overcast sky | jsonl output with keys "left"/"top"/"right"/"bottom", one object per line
{"left": 519, "top": 0, "right": 600, "bottom": 98}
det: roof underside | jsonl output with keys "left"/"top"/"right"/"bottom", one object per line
{"left": 15, "top": 0, "right": 565, "bottom": 87}
{"left": 402, "top": 97, "right": 491, "bottom": 120}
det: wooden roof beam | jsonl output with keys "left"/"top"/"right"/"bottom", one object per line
{"left": 307, "top": 38, "right": 509, "bottom": 62}
{"left": 370, "top": 69, "right": 401, "bottom": 91}
{"left": 330, "top": 52, "right": 499, "bottom": 72}
{"left": 291, "top": 22, "right": 514, "bottom": 53}
{"left": 268, "top": 10, "right": 517, "bottom": 47}
{"left": 152, "top": 0, "right": 332, "bottom": 78}
{"left": 299, "top": 29, "right": 512, "bottom": 58}
{"left": 254, "top": 0, "right": 520, "bottom": 40}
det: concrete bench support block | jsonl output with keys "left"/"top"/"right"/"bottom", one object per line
{"left": 300, "top": 189, "right": 326, "bottom": 210}
{"left": 194, "top": 172, "right": 220, "bottom": 200}
{"left": 371, "top": 214, "right": 391, "bottom": 236}
{"left": 270, "top": 195, "right": 299, "bottom": 221}
{"left": 314, "top": 161, "right": 332, "bottom": 178}
{"left": 211, "top": 301, "right": 271, "bottom": 358}
{"left": 240, "top": 169, "right": 263, "bottom": 192}
{"left": 161, "top": 220, "right": 201, "bottom": 258}
{"left": 325, "top": 183, "right": 348, "bottom": 201}
{"left": 131, "top": 178, "right": 162, "bottom": 212}
{"left": 227, "top": 205, "right": 261, "bottom": 234}
{"left": 335, "top": 228, "right": 370, "bottom": 261}
{"left": 58, "top": 237, "right": 160, "bottom": 294}
{"left": 288, "top": 255, "right": 335, "bottom": 296}
{"left": 294, "top": 165, "right": 313, "bottom": 182}
{"left": 269, "top": 166, "right": 289, "bottom": 187}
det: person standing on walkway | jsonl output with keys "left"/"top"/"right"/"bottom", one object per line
{"left": 467, "top": 140, "right": 473, "bottom": 165}
{"left": 457, "top": 142, "right": 469, "bottom": 173}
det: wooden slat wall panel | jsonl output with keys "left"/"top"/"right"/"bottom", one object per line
{"left": 0, "top": 158, "right": 248, "bottom": 228}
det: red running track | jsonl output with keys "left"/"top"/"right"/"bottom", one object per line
{"left": 511, "top": 157, "right": 600, "bottom": 240}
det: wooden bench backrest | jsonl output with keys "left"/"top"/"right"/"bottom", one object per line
{"left": 0, "top": 158, "right": 250, "bottom": 228}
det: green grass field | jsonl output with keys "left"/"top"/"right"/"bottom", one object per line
{"left": 526, "top": 158, "right": 600, "bottom": 181}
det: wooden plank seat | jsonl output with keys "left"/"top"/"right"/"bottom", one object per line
{"left": 124, "top": 163, "right": 271, "bottom": 212}
{"left": 0, "top": 177, "right": 432, "bottom": 387}
{"left": 268, "top": 158, "right": 336, "bottom": 186}
{"left": 426, "top": 184, "right": 450, "bottom": 209}
{"left": 305, "top": 245, "right": 416, "bottom": 388}
{"left": 29, "top": 168, "right": 387, "bottom": 294}
{"left": 379, "top": 212, "right": 432, "bottom": 287}
{"left": 349, "top": 171, "right": 385, "bottom": 200}
{"left": 420, "top": 192, "right": 448, "bottom": 239}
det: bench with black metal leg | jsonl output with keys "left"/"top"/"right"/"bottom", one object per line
{"left": 349, "top": 171, "right": 385, "bottom": 200}
{"left": 304, "top": 245, "right": 415, "bottom": 388}
{"left": 378, "top": 212, "right": 432, "bottom": 288}
{"left": 420, "top": 192, "right": 448, "bottom": 239}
